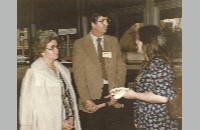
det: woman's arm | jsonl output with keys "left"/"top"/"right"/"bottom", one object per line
{"left": 123, "top": 90, "right": 168, "bottom": 103}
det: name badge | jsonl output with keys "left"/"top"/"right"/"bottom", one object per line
{"left": 103, "top": 52, "right": 112, "bottom": 58}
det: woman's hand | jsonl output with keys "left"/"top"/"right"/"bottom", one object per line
{"left": 123, "top": 89, "right": 137, "bottom": 99}
{"left": 62, "top": 117, "right": 74, "bottom": 130}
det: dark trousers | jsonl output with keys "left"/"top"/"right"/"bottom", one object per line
{"left": 79, "top": 84, "right": 134, "bottom": 130}
{"left": 80, "top": 106, "right": 133, "bottom": 130}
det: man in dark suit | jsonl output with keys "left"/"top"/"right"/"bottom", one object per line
{"left": 73, "top": 12, "right": 127, "bottom": 130}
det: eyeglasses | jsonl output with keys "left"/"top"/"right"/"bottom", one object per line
{"left": 46, "top": 45, "right": 60, "bottom": 50}
{"left": 97, "top": 19, "right": 111, "bottom": 23}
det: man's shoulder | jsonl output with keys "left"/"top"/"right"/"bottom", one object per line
{"left": 104, "top": 35, "right": 117, "bottom": 40}
{"left": 74, "top": 34, "right": 90, "bottom": 44}
{"left": 76, "top": 34, "right": 90, "bottom": 41}
{"left": 104, "top": 35, "right": 118, "bottom": 44}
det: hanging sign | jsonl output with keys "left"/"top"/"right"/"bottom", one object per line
{"left": 58, "top": 28, "right": 77, "bottom": 35}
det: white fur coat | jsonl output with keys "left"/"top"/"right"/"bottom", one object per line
{"left": 19, "top": 58, "right": 81, "bottom": 130}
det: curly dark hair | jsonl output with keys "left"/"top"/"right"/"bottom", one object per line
{"left": 138, "top": 25, "right": 171, "bottom": 64}
{"left": 89, "top": 12, "right": 109, "bottom": 24}
{"left": 33, "top": 30, "right": 58, "bottom": 60}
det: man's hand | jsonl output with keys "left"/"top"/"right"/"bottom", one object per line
{"left": 83, "top": 100, "right": 96, "bottom": 113}
{"left": 84, "top": 99, "right": 107, "bottom": 113}
{"left": 104, "top": 95, "right": 118, "bottom": 106}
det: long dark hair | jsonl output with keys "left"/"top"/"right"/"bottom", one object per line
{"left": 138, "top": 25, "right": 172, "bottom": 67}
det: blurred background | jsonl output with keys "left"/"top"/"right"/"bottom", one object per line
{"left": 17, "top": 0, "right": 182, "bottom": 129}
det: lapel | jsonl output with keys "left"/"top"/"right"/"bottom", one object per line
{"left": 54, "top": 61, "right": 71, "bottom": 84}
{"left": 104, "top": 35, "right": 111, "bottom": 51}
{"left": 82, "top": 35, "right": 113, "bottom": 68}
{"left": 31, "top": 58, "right": 60, "bottom": 83}
{"left": 104, "top": 35, "right": 112, "bottom": 63}
{"left": 83, "top": 34, "right": 100, "bottom": 65}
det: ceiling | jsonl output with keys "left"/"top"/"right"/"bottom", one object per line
{"left": 17, "top": 0, "right": 182, "bottom": 36}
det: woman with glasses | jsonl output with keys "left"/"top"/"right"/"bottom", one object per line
{"left": 19, "top": 30, "right": 81, "bottom": 130}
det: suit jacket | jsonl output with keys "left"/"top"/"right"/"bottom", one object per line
{"left": 73, "top": 34, "right": 126, "bottom": 111}
{"left": 19, "top": 58, "right": 81, "bottom": 130}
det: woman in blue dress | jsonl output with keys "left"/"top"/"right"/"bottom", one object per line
{"left": 123, "top": 25, "right": 178, "bottom": 129}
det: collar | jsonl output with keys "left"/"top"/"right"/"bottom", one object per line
{"left": 90, "top": 32, "right": 104, "bottom": 42}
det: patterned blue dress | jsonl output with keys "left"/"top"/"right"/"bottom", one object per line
{"left": 134, "top": 57, "right": 178, "bottom": 130}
